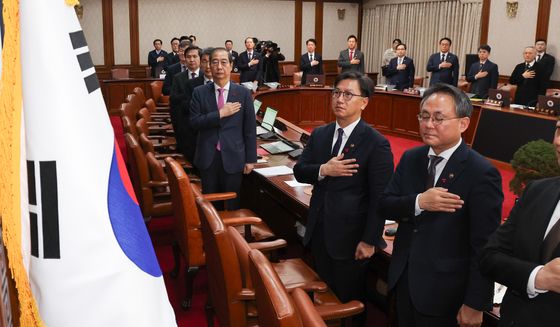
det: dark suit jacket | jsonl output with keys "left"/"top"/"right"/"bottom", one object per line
{"left": 261, "top": 52, "right": 285, "bottom": 84}
{"left": 509, "top": 62, "right": 546, "bottom": 106}
{"left": 384, "top": 56, "right": 415, "bottom": 90}
{"left": 230, "top": 50, "right": 239, "bottom": 72}
{"left": 466, "top": 60, "right": 499, "bottom": 99}
{"left": 189, "top": 82, "right": 257, "bottom": 174}
{"left": 538, "top": 53, "right": 556, "bottom": 82}
{"left": 170, "top": 72, "right": 204, "bottom": 163}
{"left": 300, "top": 53, "right": 324, "bottom": 85}
{"left": 380, "top": 142, "right": 503, "bottom": 316}
{"left": 148, "top": 49, "right": 168, "bottom": 78}
{"left": 480, "top": 177, "right": 560, "bottom": 327}
{"left": 427, "top": 52, "right": 459, "bottom": 86}
{"left": 164, "top": 52, "right": 180, "bottom": 70}
{"left": 162, "top": 62, "right": 183, "bottom": 96}
{"left": 338, "top": 49, "right": 365, "bottom": 73}
{"left": 237, "top": 51, "right": 262, "bottom": 83}
{"left": 293, "top": 120, "right": 394, "bottom": 259}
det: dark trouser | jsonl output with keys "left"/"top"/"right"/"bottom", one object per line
{"left": 199, "top": 150, "right": 243, "bottom": 210}
{"left": 311, "top": 221, "right": 368, "bottom": 326}
{"left": 396, "top": 266, "right": 458, "bottom": 327}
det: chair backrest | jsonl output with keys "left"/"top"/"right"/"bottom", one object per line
{"left": 133, "top": 87, "right": 147, "bottom": 104}
{"left": 414, "top": 76, "right": 425, "bottom": 87}
{"left": 126, "top": 93, "right": 144, "bottom": 113}
{"left": 247, "top": 249, "right": 306, "bottom": 327}
{"left": 231, "top": 73, "right": 240, "bottom": 84}
{"left": 111, "top": 68, "right": 129, "bottom": 79}
{"left": 293, "top": 72, "right": 302, "bottom": 86}
{"left": 150, "top": 81, "right": 164, "bottom": 103}
{"left": 282, "top": 64, "right": 298, "bottom": 76}
{"left": 138, "top": 132, "right": 156, "bottom": 154}
{"left": 137, "top": 107, "right": 151, "bottom": 122}
{"left": 196, "top": 194, "right": 247, "bottom": 327}
{"left": 145, "top": 66, "right": 152, "bottom": 78}
{"left": 228, "top": 226, "right": 255, "bottom": 290}
{"left": 122, "top": 116, "right": 139, "bottom": 140}
{"left": 135, "top": 118, "right": 149, "bottom": 137}
{"left": 165, "top": 157, "right": 205, "bottom": 267}
{"left": 457, "top": 78, "right": 470, "bottom": 93}
{"left": 498, "top": 83, "right": 517, "bottom": 103}
{"left": 145, "top": 98, "right": 158, "bottom": 114}
{"left": 291, "top": 289, "right": 327, "bottom": 327}
{"left": 546, "top": 88, "right": 560, "bottom": 97}
{"left": 125, "top": 133, "right": 152, "bottom": 215}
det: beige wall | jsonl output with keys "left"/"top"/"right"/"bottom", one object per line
{"left": 138, "top": 0, "right": 295, "bottom": 63}
{"left": 548, "top": 0, "right": 560, "bottom": 81}
{"left": 323, "top": 2, "right": 359, "bottom": 60}
{"left": 487, "top": 0, "right": 539, "bottom": 76}
{"left": 113, "top": 1, "right": 131, "bottom": 65}
{"left": 79, "top": 0, "right": 104, "bottom": 65}
{"left": 302, "top": 1, "right": 316, "bottom": 53}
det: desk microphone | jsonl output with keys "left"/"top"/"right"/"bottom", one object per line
{"left": 258, "top": 121, "right": 279, "bottom": 140}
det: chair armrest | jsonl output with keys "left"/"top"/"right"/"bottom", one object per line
{"left": 147, "top": 135, "right": 167, "bottom": 140}
{"left": 222, "top": 217, "right": 262, "bottom": 226}
{"left": 248, "top": 239, "right": 287, "bottom": 252}
{"left": 236, "top": 288, "right": 255, "bottom": 300}
{"left": 154, "top": 153, "right": 184, "bottom": 159}
{"left": 285, "top": 281, "right": 328, "bottom": 293}
{"left": 147, "top": 181, "right": 168, "bottom": 188}
{"left": 202, "top": 192, "right": 237, "bottom": 202}
{"left": 314, "top": 300, "right": 365, "bottom": 321}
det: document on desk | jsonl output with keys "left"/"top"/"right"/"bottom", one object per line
{"left": 253, "top": 165, "right": 293, "bottom": 177}
{"left": 284, "top": 180, "right": 311, "bottom": 187}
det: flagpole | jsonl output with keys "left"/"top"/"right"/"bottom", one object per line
{"left": 0, "top": 0, "right": 44, "bottom": 325}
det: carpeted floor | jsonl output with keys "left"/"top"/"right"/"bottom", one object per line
{"left": 145, "top": 133, "right": 517, "bottom": 326}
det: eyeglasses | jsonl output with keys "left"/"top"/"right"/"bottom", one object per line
{"left": 417, "top": 113, "right": 462, "bottom": 125}
{"left": 332, "top": 89, "right": 365, "bottom": 101}
{"left": 211, "top": 60, "right": 230, "bottom": 67}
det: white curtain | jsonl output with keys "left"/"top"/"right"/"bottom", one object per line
{"left": 362, "top": 0, "right": 482, "bottom": 84}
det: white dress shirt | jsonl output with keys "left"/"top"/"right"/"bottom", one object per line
{"left": 214, "top": 82, "right": 230, "bottom": 106}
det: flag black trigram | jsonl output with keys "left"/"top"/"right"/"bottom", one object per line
{"left": 69, "top": 30, "right": 99, "bottom": 94}
{"left": 27, "top": 161, "right": 60, "bottom": 259}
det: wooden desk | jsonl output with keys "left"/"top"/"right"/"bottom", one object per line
{"left": 255, "top": 88, "right": 557, "bottom": 163}
{"left": 242, "top": 117, "right": 500, "bottom": 326}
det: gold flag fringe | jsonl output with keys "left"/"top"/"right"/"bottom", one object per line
{"left": 0, "top": 0, "right": 44, "bottom": 326}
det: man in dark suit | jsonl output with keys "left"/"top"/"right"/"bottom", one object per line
{"left": 164, "top": 37, "right": 181, "bottom": 70}
{"left": 170, "top": 46, "right": 207, "bottom": 164}
{"left": 509, "top": 46, "right": 546, "bottom": 106}
{"left": 190, "top": 48, "right": 256, "bottom": 210}
{"left": 337, "top": 35, "right": 365, "bottom": 73}
{"left": 466, "top": 44, "right": 499, "bottom": 99}
{"left": 535, "top": 39, "right": 556, "bottom": 88}
{"left": 147, "top": 38, "right": 167, "bottom": 78}
{"left": 384, "top": 43, "right": 415, "bottom": 90}
{"left": 427, "top": 37, "right": 460, "bottom": 87}
{"left": 163, "top": 41, "right": 196, "bottom": 95}
{"left": 225, "top": 39, "right": 239, "bottom": 72}
{"left": 300, "top": 38, "right": 323, "bottom": 85}
{"left": 381, "top": 84, "right": 503, "bottom": 327}
{"left": 237, "top": 37, "right": 262, "bottom": 83}
{"left": 480, "top": 118, "right": 560, "bottom": 327}
{"left": 293, "top": 72, "right": 394, "bottom": 324}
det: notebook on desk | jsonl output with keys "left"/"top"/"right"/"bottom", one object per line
{"left": 260, "top": 140, "right": 298, "bottom": 154}
{"left": 256, "top": 107, "right": 278, "bottom": 135}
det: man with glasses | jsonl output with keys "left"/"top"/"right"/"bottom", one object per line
{"left": 294, "top": 71, "right": 394, "bottom": 325}
{"left": 427, "top": 37, "right": 459, "bottom": 87}
{"left": 381, "top": 83, "right": 503, "bottom": 327}
{"left": 170, "top": 47, "right": 211, "bottom": 165}
{"left": 190, "top": 48, "right": 256, "bottom": 210}
{"left": 163, "top": 39, "right": 191, "bottom": 95}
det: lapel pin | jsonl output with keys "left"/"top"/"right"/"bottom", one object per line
{"left": 350, "top": 144, "right": 355, "bottom": 148}
{"left": 449, "top": 173, "right": 454, "bottom": 179}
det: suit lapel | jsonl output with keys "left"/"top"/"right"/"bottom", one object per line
{"left": 534, "top": 180, "right": 560, "bottom": 261}
{"left": 435, "top": 141, "right": 468, "bottom": 189}
{"left": 321, "top": 124, "right": 336, "bottom": 163}
{"left": 205, "top": 83, "right": 218, "bottom": 113}
{"left": 340, "top": 120, "right": 366, "bottom": 158}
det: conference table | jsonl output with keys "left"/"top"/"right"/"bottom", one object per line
{"left": 236, "top": 86, "right": 559, "bottom": 326}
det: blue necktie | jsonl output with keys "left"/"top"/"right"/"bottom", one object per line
{"left": 331, "top": 128, "right": 344, "bottom": 157}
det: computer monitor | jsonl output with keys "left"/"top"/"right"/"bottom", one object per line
{"left": 253, "top": 99, "right": 262, "bottom": 115}
{"left": 488, "top": 89, "right": 511, "bottom": 107}
{"left": 305, "top": 74, "right": 325, "bottom": 86}
{"left": 538, "top": 95, "right": 560, "bottom": 115}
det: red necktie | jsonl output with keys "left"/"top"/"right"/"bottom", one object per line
{"left": 349, "top": 50, "right": 354, "bottom": 60}
{"left": 216, "top": 88, "right": 225, "bottom": 151}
